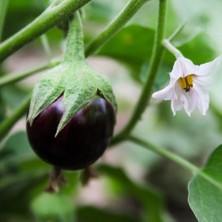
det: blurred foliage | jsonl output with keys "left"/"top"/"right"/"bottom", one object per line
{"left": 76, "top": 206, "right": 136, "bottom": 222}
{"left": 1, "top": 85, "right": 30, "bottom": 109}
{"left": 1, "top": 0, "right": 222, "bottom": 222}
{"left": 97, "top": 164, "right": 173, "bottom": 222}
{"left": 31, "top": 192, "right": 75, "bottom": 221}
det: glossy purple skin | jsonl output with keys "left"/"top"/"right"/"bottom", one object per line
{"left": 27, "top": 97, "right": 116, "bottom": 170}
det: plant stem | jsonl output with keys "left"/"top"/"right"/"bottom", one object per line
{"left": 0, "top": 95, "right": 31, "bottom": 141}
{"left": 40, "top": 34, "right": 52, "bottom": 63}
{"left": 130, "top": 135, "right": 222, "bottom": 190}
{"left": 0, "top": 58, "right": 60, "bottom": 87}
{"left": 162, "top": 39, "right": 183, "bottom": 58}
{"left": 129, "top": 135, "right": 199, "bottom": 174}
{"left": 0, "top": 0, "right": 9, "bottom": 42}
{"left": 111, "top": 0, "right": 168, "bottom": 145}
{"left": 85, "top": 0, "right": 149, "bottom": 57}
{"left": 0, "top": 0, "right": 91, "bottom": 62}
{"left": 64, "top": 11, "right": 84, "bottom": 63}
{"left": 0, "top": 0, "right": 148, "bottom": 85}
{"left": 167, "top": 20, "right": 187, "bottom": 42}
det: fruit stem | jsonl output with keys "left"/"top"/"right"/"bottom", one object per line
{"left": 162, "top": 39, "right": 183, "bottom": 58}
{"left": 64, "top": 11, "right": 85, "bottom": 63}
{"left": 81, "top": 167, "right": 98, "bottom": 185}
{"left": 45, "top": 166, "right": 66, "bottom": 193}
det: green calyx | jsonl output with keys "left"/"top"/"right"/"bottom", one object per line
{"left": 28, "top": 10, "right": 117, "bottom": 136}
{"left": 27, "top": 61, "right": 117, "bottom": 136}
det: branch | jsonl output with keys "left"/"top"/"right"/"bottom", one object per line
{"left": 0, "top": 95, "right": 31, "bottom": 141}
{"left": 129, "top": 135, "right": 199, "bottom": 174}
{"left": 0, "top": 58, "right": 60, "bottom": 87}
{"left": 112, "top": 0, "right": 168, "bottom": 145}
{"left": 0, "top": 0, "right": 149, "bottom": 86}
{"left": 85, "top": 0, "right": 149, "bottom": 56}
{"left": 0, "top": 0, "right": 91, "bottom": 62}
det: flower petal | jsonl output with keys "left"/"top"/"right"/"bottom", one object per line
{"left": 193, "top": 84, "right": 210, "bottom": 115}
{"left": 196, "top": 56, "right": 222, "bottom": 76}
{"left": 171, "top": 83, "right": 198, "bottom": 116}
{"left": 169, "top": 57, "right": 184, "bottom": 80}
{"left": 170, "top": 57, "right": 198, "bottom": 79}
{"left": 171, "top": 99, "right": 183, "bottom": 115}
{"left": 152, "top": 82, "right": 176, "bottom": 100}
{"left": 170, "top": 84, "right": 188, "bottom": 115}
{"left": 194, "top": 74, "right": 210, "bottom": 88}
{"left": 182, "top": 90, "right": 198, "bottom": 116}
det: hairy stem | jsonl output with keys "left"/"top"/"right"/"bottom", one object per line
{"left": 0, "top": 0, "right": 91, "bottom": 62}
{"left": 129, "top": 135, "right": 199, "bottom": 174}
{"left": 0, "top": 95, "right": 31, "bottom": 141}
{"left": 85, "top": 0, "right": 149, "bottom": 57}
{"left": 112, "top": 0, "right": 168, "bottom": 145}
{"left": 64, "top": 11, "right": 85, "bottom": 62}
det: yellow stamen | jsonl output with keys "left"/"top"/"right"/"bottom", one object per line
{"left": 178, "top": 74, "right": 193, "bottom": 92}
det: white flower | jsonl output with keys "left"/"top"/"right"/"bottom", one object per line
{"left": 152, "top": 56, "right": 220, "bottom": 116}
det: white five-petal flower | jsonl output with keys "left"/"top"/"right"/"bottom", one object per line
{"left": 152, "top": 56, "right": 220, "bottom": 116}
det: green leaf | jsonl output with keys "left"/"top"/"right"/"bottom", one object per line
{"left": 140, "top": 62, "right": 171, "bottom": 90}
{"left": 179, "top": 34, "right": 216, "bottom": 64}
{"left": 84, "top": 0, "right": 127, "bottom": 23}
{"left": 31, "top": 192, "right": 75, "bottom": 220}
{"left": 188, "top": 145, "right": 222, "bottom": 222}
{"left": 1, "top": 85, "right": 30, "bottom": 109}
{"left": 99, "top": 25, "right": 155, "bottom": 66}
{"left": 0, "top": 94, "right": 5, "bottom": 122}
{"left": 4, "top": 0, "right": 47, "bottom": 40}
{"left": 0, "top": 131, "right": 34, "bottom": 167}
{"left": 98, "top": 25, "right": 156, "bottom": 83}
{"left": 0, "top": 170, "right": 47, "bottom": 219}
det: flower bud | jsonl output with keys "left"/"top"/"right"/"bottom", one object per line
{"left": 27, "top": 95, "right": 115, "bottom": 170}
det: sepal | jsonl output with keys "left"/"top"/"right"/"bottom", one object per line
{"left": 28, "top": 61, "right": 117, "bottom": 136}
